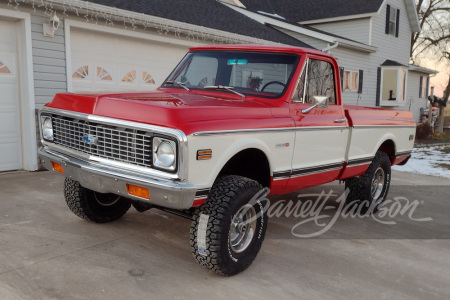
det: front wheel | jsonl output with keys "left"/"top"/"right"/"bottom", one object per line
{"left": 190, "top": 176, "right": 269, "bottom": 276}
{"left": 345, "top": 151, "right": 391, "bottom": 213}
{"left": 64, "top": 178, "right": 131, "bottom": 223}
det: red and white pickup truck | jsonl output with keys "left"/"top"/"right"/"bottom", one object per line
{"left": 38, "top": 45, "right": 415, "bottom": 275}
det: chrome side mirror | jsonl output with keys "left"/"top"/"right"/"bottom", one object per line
{"left": 301, "top": 96, "right": 329, "bottom": 113}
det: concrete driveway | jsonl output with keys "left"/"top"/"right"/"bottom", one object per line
{"left": 0, "top": 170, "right": 449, "bottom": 299}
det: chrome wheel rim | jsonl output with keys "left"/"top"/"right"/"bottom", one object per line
{"left": 371, "top": 167, "right": 385, "bottom": 201}
{"left": 229, "top": 204, "right": 257, "bottom": 254}
{"left": 94, "top": 192, "right": 121, "bottom": 207}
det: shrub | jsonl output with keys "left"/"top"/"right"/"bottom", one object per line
{"left": 416, "top": 122, "right": 433, "bottom": 140}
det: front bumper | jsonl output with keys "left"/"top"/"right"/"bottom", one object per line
{"left": 39, "top": 147, "right": 197, "bottom": 210}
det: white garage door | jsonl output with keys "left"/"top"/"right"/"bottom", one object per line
{"left": 0, "top": 19, "right": 22, "bottom": 172}
{"left": 70, "top": 28, "right": 188, "bottom": 92}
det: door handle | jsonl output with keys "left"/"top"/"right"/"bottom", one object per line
{"left": 334, "top": 118, "right": 347, "bottom": 123}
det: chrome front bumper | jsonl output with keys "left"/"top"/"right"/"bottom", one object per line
{"left": 38, "top": 147, "right": 197, "bottom": 209}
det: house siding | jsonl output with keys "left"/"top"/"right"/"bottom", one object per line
{"left": 408, "top": 71, "right": 429, "bottom": 122}
{"left": 310, "top": 18, "right": 372, "bottom": 45}
{"left": 371, "top": 0, "right": 412, "bottom": 67}
{"left": 329, "top": 47, "right": 374, "bottom": 106}
{"left": 31, "top": 15, "right": 67, "bottom": 108}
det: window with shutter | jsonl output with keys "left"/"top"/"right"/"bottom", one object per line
{"left": 386, "top": 5, "right": 399, "bottom": 37}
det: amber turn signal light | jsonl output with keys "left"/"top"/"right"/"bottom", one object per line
{"left": 126, "top": 184, "right": 150, "bottom": 199}
{"left": 197, "top": 149, "right": 212, "bottom": 160}
{"left": 51, "top": 161, "right": 64, "bottom": 174}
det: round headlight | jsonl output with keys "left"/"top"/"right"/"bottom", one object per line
{"left": 42, "top": 117, "right": 54, "bottom": 141}
{"left": 156, "top": 141, "right": 175, "bottom": 168}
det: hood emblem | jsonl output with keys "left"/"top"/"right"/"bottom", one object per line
{"left": 82, "top": 134, "right": 98, "bottom": 145}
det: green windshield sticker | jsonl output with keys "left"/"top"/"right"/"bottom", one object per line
{"left": 227, "top": 59, "right": 248, "bottom": 65}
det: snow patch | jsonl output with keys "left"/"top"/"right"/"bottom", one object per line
{"left": 393, "top": 146, "right": 450, "bottom": 179}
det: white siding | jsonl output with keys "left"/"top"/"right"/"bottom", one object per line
{"left": 31, "top": 15, "right": 67, "bottom": 107}
{"left": 408, "top": 71, "right": 429, "bottom": 122}
{"left": 371, "top": 0, "right": 412, "bottom": 67}
{"left": 330, "top": 0, "right": 414, "bottom": 111}
{"left": 329, "top": 47, "right": 374, "bottom": 106}
{"left": 310, "top": 18, "right": 371, "bottom": 45}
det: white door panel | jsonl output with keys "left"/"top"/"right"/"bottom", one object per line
{"left": 0, "top": 19, "right": 22, "bottom": 171}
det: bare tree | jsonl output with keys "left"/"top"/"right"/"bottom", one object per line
{"left": 411, "top": 0, "right": 449, "bottom": 67}
{"left": 411, "top": 0, "right": 449, "bottom": 132}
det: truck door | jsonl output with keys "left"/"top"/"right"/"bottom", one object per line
{"left": 286, "top": 55, "right": 349, "bottom": 193}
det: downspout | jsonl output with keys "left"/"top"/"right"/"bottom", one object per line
{"left": 322, "top": 41, "right": 339, "bottom": 53}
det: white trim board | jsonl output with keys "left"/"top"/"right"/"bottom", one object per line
{"left": 0, "top": 8, "right": 38, "bottom": 171}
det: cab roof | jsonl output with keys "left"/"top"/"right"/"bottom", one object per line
{"left": 189, "top": 44, "right": 331, "bottom": 57}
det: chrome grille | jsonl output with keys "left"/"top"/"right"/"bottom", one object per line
{"left": 51, "top": 115, "right": 153, "bottom": 168}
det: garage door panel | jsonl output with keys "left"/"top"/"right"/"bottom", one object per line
{"left": 0, "top": 83, "right": 19, "bottom": 107}
{"left": 71, "top": 28, "right": 187, "bottom": 92}
{"left": 0, "top": 19, "right": 22, "bottom": 171}
{"left": 0, "top": 111, "right": 21, "bottom": 136}
{"left": 0, "top": 142, "right": 22, "bottom": 171}
{"left": 0, "top": 20, "right": 17, "bottom": 52}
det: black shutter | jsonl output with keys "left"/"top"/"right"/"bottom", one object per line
{"left": 376, "top": 67, "right": 381, "bottom": 106}
{"left": 385, "top": 5, "right": 391, "bottom": 34}
{"left": 419, "top": 76, "right": 423, "bottom": 98}
{"left": 426, "top": 76, "right": 430, "bottom": 98}
{"left": 395, "top": 9, "right": 400, "bottom": 37}
{"left": 339, "top": 67, "right": 344, "bottom": 90}
{"left": 358, "top": 70, "right": 364, "bottom": 94}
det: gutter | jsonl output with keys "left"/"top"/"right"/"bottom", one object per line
{"left": 322, "top": 41, "right": 339, "bottom": 53}
{"left": 44, "top": 0, "right": 277, "bottom": 45}
{"left": 223, "top": 2, "right": 377, "bottom": 53}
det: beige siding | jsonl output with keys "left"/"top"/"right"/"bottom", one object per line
{"left": 310, "top": 18, "right": 371, "bottom": 45}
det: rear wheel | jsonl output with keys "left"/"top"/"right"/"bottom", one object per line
{"left": 345, "top": 151, "right": 391, "bottom": 213}
{"left": 190, "top": 175, "right": 269, "bottom": 276}
{"left": 64, "top": 178, "right": 131, "bottom": 223}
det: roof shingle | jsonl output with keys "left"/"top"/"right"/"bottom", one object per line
{"left": 86, "top": 0, "right": 313, "bottom": 48}
{"left": 240, "top": 0, "right": 385, "bottom": 22}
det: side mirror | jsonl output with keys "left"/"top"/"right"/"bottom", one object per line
{"left": 301, "top": 96, "right": 329, "bottom": 113}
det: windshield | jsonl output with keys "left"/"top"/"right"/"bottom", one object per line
{"left": 163, "top": 51, "right": 300, "bottom": 98}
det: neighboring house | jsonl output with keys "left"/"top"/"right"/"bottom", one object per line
{"left": 0, "top": 0, "right": 309, "bottom": 172}
{"left": 233, "top": 0, "right": 437, "bottom": 121}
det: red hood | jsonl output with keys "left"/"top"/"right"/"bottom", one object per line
{"left": 46, "top": 90, "right": 292, "bottom": 135}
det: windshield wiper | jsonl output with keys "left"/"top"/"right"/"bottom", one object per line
{"left": 203, "top": 85, "right": 245, "bottom": 98}
{"left": 164, "top": 81, "right": 191, "bottom": 92}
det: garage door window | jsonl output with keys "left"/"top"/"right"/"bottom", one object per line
{"left": 72, "top": 66, "right": 88, "bottom": 79}
{"left": 143, "top": 72, "right": 155, "bottom": 84}
{"left": 0, "top": 61, "right": 11, "bottom": 74}
{"left": 97, "top": 67, "right": 112, "bottom": 81}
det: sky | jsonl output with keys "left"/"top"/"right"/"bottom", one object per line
{"left": 422, "top": 59, "right": 449, "bottom": 98}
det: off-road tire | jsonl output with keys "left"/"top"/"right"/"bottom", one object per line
{"left": 190, "top": 175, "right": 269, "bottom": 276}
{"left": 64, "top": 178, "right": 131, "bottom": 223}
{"left": 345, "top": 151, "right": 391, "bottom": 214}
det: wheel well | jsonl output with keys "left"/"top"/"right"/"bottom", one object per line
{"left": 378, "top": 140, "right": 396, "bottom": 163}
{"left": 217, "top": 148, "right": 271, "bottom": 188}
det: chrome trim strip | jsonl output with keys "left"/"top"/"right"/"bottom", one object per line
{"left": 39, "top": 107, "right": 189, "bottom": 181}
{"left": 192, "top": 126, "right": 348, "bottom": 136}
{"left": 290, "top": 166, "right": 343, "bottom": 178}
{"left": 346, "top": 157, "right": 374, "bottom": 167}
{"left": 353, "top": 125, "right": 416, "bottom": 129}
